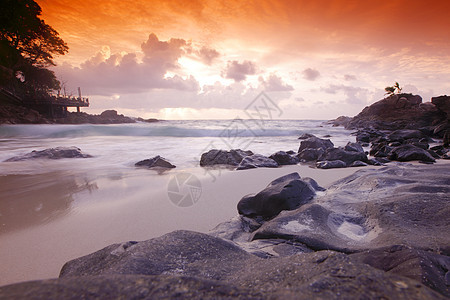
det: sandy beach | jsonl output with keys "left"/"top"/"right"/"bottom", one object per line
{"left": 0, "top": 163, "right": 362, "bottom": 286}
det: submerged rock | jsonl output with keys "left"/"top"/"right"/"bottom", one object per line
{"left": 236, "top": 154, "right": 278, "bottom": 170}
{"left": 4, "top": 146, "right": 92, "bottom": 161}
{"left": 200, "top": 149, "right": 253, "bottom": 166}
{"left": 135, "top": 155, "right": 176, "bottom": 169}
{"left": 237, "top": 173, "right": 315, "bottom": 220}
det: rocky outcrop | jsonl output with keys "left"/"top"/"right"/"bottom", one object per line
{"left": 135, "top": 156, "right": 176, "bottom": 169}
{"left": 237, "top": 173, "right": 316, "bottom": 220}
{"left": 298, "top": 136, "right": 334, "bottom": 152}
{"left": 4, "top": 147, "right": 92, "bottom": 161}
{"left": 318, "top": 147, "right": 368, "bottom": 166}
{"left": 432, "top": 95, "right": 450, "bottom": 146}
{"left": 316, "top": 160, "right": 347, "bottom": 169}
{"left": 1, "top": 165, "right": 449, "bottom": 299}
{"left": 236, "top": 154, "right": 278, "bottom": 170}
{"left": 346, "top": 93, "right": 446, "bottom": 130}
{"left": 1, "top": 230, "right": 444, "bottom": 299}
{"left": 200, "top": 149, "right": 253, "bottom": 166}
{"left": 0, "top": 105, "right": 49, "bottom": 124}
{"left": 388, "top": 144, "right": 436, "bottom": 163}
{"left": 268, "top": 151, "right": 299, "bottom": 165}
{"left": 57, "top": 110, "right": 136, "bottom": 124}
{"left": 250, "top": 164, "right": 450, "bottom": 254}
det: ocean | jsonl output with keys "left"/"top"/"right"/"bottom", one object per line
{"left": 0, "top": 120, "right": 357, "bottom": 285}
{"left": 0, "top": 120, "right": 354, "bottom": 173}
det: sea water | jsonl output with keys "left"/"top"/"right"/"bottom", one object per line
{"left": 0, "top": 120, "right": 354, "bottom": 173}
{"left": 0, "top": 120, "right": 356, "bottom": 285}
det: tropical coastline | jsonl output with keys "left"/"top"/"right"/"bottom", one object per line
{"left": 1, "top": 0, "right": 450, "bottom": 298}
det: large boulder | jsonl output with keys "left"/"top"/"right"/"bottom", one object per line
{"left": 4, "top": 146, "right": 92, "bottom": 161}
{"left": 350, "top": 245, "right": 450, "bottom": 297}
{"left": 388, "top": 144, "right": 436, "bottom": 162}
{"left": 318, "top": 147, "right": 368, "bottom": 165}
{"left": 135, "top": 156, "right": 176, "bottom": 169}
{"left": 298, "top": 136, "right": 334, "bottom": 152}
{"left": 1, "top": 241, "right": 444, "bottom": 299}
{"left": 237, "top": 173, "right": 315, "bottom": 220}
{"left": 236, "top": 154, "right": 278, "bottom": 170}
{"left": 344, "top": 142, "right": 364, "bottom": 153}
{"left": 316, "top": 160, "right": 347, "bottom": 169}
{"left": 297, "top": 148, "right": 324, "bottom": 162}
{"left": 200, "top": 149, "right": 253, "bottom": 166}
{"left": 268, "top": 151, "right": 299, "bottom": 165}
{"left": 387, "top": 129, "right": 424, "bottom": 142}
{"left": 250, "top": 164, "right": 450, "bottom": 255}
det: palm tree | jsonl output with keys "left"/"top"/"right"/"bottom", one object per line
{"left": 385, "top": 82, "right": 402, "bottom": 95}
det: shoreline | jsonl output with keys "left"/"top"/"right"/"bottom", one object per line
{"left": 0, "top": 163, "right": 365, "bottom": 286}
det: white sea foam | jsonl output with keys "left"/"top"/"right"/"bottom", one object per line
{"left": 0, "top": 120, "right": 354, "bottom": 175}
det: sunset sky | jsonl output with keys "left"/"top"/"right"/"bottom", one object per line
{"left": 36, "top": 0, "right": 450, "bottom": 120}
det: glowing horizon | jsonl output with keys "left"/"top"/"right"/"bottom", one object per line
{"left": 37, "top": 0, "right": 450, "bottom": 120}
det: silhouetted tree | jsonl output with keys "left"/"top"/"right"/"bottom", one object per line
{"left": 385, "top": 82, "right": 402, "bottom": 95}
{"left": 0, "top": 0, "right": 67, "bottom": 95}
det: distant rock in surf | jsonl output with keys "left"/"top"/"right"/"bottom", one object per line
{"left": 4, "top": 146, "right": 92, "bottom": 161}
{"left": 135, "top": 156, "right": 176, "bottom": 169}
{"left": 236, "top": 154, "right": 278, "bottom": 170}
{"left": 200, "top": 149, "right": 253, "bottom": 166}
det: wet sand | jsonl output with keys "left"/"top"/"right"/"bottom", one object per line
{"left": 0, "top": 164, "right": 366, "bottom": 285}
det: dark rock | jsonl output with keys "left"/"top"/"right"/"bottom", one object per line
{"left": 135, "top": 156, "right": 175, "bottom": 169}
{"left": 237, "top": 173, "right": 315, "bottom": 219}
{"left": 388, "top": 144, "right": 436, "bottom": 163}
{"left": 59, "top": 230, "right": 254, "bottom": 279}
{"left": 427, "top": 149, "right": 440, "bottom": 159}
{"left": 431, "top": 95, "right": 450, "bottom": 116}
{"left": 389, "top": 141, "right": 402, "bottom": 147}
{"left": 298, "top": 133, "right": 316, "bottom": 140}
{"left": 285, "top": 150, "right": 296, "bottom": 155}
{"left": 318, "top": 147, "right": 368, "bottom": 165}
{"left": 236, "top": 154, "right": 278, "bottom": 170}
{"left": 302, "top": 177, "right": 326, "bottom": 192}
{"left": 200, "top": 149, "right": 253, "bottom": 166}
{"left": 408, "top": 141, "right": 429, "bottom": 150}
{"left": 297, "top": 148, "right": 324, "bottom": 162}
{"left": 136, "top": 117, "right": 159, "bottom": 123}
{"left": 367, "top": 158, "right": 387, "bottom": 166}
{"left": 298, "top": 136, "right": 334, "bottom": 152}
{"left": 388, "top": 129, "right": 424, "bottom": 142}
{"left": 100, "top": 110, "right": 119, "bottom": 118}
{"left": 251, "top": 164, "right": 450, "bottom": 255}
{"left": 0, "top": 274, "right": 265, "bottom": 299}
{"left": 269, "top": 151, "right": 299, "bottom": 165}
{"left": 344, "top": 142, "right": 364, "bottom": 152}
{"left": 346, "top": 93, "right": 445, "bottom": 131}
{"left": 350, "top": 160, "right": 368, "bottom": 167}
{"left": 350, "top": 245, "right": 450, "bottom": 297}
{"left": 327, "top": 116, "right": 352, "bottom": 127}
{"left": 5, "top": 147, "right": 92, "bottom": 161}
{"left": 355, "top": 131, "right": 371, "bottom": 143}
{"left": 316, "top": 160, "right": 347, "bottom": 169}
{"left": 2, "top": 237, "right": 444, "bottom": 299}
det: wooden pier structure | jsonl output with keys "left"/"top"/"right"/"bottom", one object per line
{"left": 0, "top": 87, "right": 89, "bottom": 118}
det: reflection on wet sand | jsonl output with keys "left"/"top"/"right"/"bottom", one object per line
{"left": 0, "top": 172, "right": 97, "bottom": 234}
